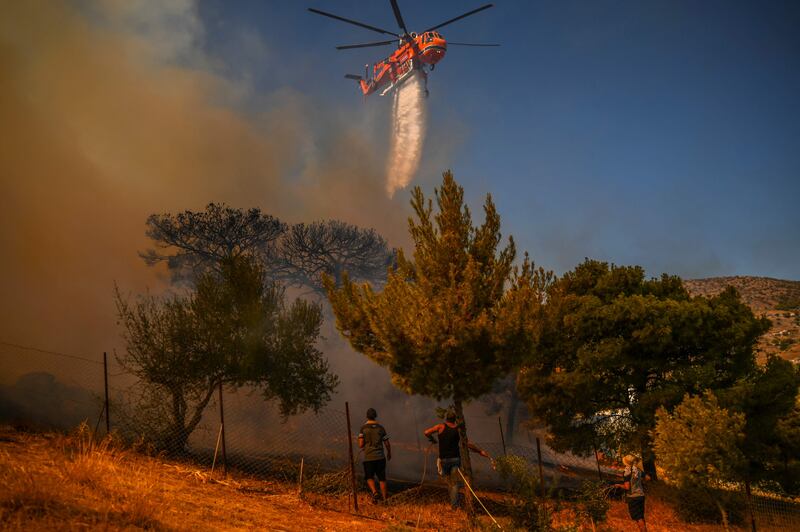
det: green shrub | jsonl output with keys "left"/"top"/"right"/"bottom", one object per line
{"left": 575, "top": 480, "right": 611, "bottom": 526}
{"left": 495, "top": 455, "right": 553, "bottom": 530}
{"left": 776, "top": 295, "right": 800, "bottom": 311}
{"left": 777, "top": 338, "right": 795, "bottom": 350}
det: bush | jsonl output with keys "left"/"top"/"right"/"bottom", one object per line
{"left": 777, "top": 338, "right": 795, "bottom": 351}
{"left": 653, "top": 391, "right": 746, "bottom": 487}
{"left": 495, "top": 455, "right": 553, "bottom": 530}
{"left": 776, "top": 295, "right": 800, "bottom": 311}
{"left": 575, "top": 480, "right": 611, "bottom": 526}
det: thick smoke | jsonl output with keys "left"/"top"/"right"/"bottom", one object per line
{"left": 385, "top": 71, "right": 428, "bottom": 197}
{"left": 0, "top": 1, "right": 411, "bottom": 366}
{"left": 0, "top": 2, "right": 514, "bottom": 457}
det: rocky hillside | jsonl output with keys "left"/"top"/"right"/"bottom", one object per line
{"left": 684, "top": 276, "right": 800, "bottom": 362}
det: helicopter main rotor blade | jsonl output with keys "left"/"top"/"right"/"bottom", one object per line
{"left": 389, "top": 0, "right": 409, "bottom": 35}
{"left": 308, "top": 8, "right": 400, "bottom": 37}
{"left": 446, "top": 42, "right": 500, "bottom": 47}
{"left": 424, "top": 4, "right": 494, "bottom": 32}
{"left": 336, "top": 39, "right": 397, "bottom": 50}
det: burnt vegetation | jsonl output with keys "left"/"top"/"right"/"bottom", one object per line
{"left": 140, "top": 202, "right": 394, "bottom": 295}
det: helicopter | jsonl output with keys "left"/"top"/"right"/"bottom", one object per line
{"left": 309, "top": 1, "right": 499, "bottom": 97}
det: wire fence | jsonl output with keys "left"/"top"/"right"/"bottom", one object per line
{"left": 749, "top": 491, "right": 800, "bottom": 530}
{"left": 2, "top": 341, "right": 799, "bottom": 529}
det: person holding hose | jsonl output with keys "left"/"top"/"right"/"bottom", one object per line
{"left": 614, "top": 454, "right": 648, "bottom": 531}
{"left": 423, "top": 410, "right": 491, "bottom": 509}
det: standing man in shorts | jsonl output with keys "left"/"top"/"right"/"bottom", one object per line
{"left": 358, "top": 407, "right": 391, "bottom": 502}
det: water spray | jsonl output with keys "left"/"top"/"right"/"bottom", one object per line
{"left": 385, "top": 71, "right": 427, "bottom": 197}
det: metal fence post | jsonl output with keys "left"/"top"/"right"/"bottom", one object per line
{"left": 218, "top": 381, "right": 227, "bottom": 477}
{"left": 211, "top": 424, "right": 223, "bottom": 473}
{"left": 103, "top": 352, "right": 110, "bottom": 434}
{"left": 345, "top": 401, "right": 359, "bottom": 512}
{"left": 536, "top": 437, "right": 545, "bottom": 498}
{"left": 593, "top": 443, "right": 603, "bottom": 481}
{"left": 298, "top": 457, "right": 305, "bottom": 496}
{"left": 745, "top": 478, "right": 757, "bottom": 532}
{"left": 498, "top": 416, "right": 507, "bottom": 456}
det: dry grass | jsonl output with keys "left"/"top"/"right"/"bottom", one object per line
{"left": 1, "top": 425, "right": 168, "bottom": 530}
{"left": 0, "top": 426, "right": 744, "bottom": 531}
{"left": 0, "top": 425, "right": 379, "bottom": 530}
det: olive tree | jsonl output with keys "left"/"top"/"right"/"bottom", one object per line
{"left": 115, "top": 256, "right": 338, "bottom": 453}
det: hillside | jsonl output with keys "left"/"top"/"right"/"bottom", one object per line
{"left": 1, "top": 427, "right": 736, "bottom": 531}
{"left": 0, "top": 428, "right": 377, "bottom": 531}
{"left": 684, "top": 276, "right": 800, "bottom": 362}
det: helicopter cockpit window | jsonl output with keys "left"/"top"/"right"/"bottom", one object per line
{"left": 423, "top": 32, "right": 432, "bottom": 43}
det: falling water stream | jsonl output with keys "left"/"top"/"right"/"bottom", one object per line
{"left": 385, "top": 71, "right": 427, "bottom": 197}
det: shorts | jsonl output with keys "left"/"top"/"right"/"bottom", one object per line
{"left": 363, "top": 459, "right": 386, "bottom": 481}
{"left": 437, "top": 457, "right": 461, "bottom": 477}
{"left": 627, "top": 496, "right": 645, "bottom": 521}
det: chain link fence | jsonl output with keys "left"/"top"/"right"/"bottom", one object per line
{"left": 748, "top": 491, "right": 800, "bottom": 530}
{"left": 2, "top": 340, "right": 799, "bottom": 529}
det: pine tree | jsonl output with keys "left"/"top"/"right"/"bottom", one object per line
{"left": 518, "top": 259, "right": 770, "bottom": 477}
{"left": 325, "top": 171, "right": 550, "bottom": 507}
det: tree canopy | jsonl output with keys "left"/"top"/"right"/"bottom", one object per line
{"left": 325, "top": 171, "right": 551, "bottom": 493}
{"left": 281, "top": 220, "right": 394, "bottom": 296}
{"left": 654, "top": 357, "right": 800, "bottom": 497}
{"left": 517, "top": 259, "right": 770, "bottom": 471}
{"left": 140, "top": 203, "right": 393, "bottom": 293}
{"left": 115, "top": 256, "right": 338, "bottom": 453}
{"left": 140, "top": 203, "right": 287, "bottom": 284}
{"left": 717, "top": 355, "right": 800, "bottom": 491}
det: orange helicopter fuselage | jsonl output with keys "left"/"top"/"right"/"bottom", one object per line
{"left": 359, "top": 31, "right": 447, "bottom": 96}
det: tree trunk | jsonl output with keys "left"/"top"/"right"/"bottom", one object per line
{"left": 163, "top": 426, "right": 190, "bottom": 456}
{"left": 165, "top": 387, "right": 189, "bottom": 455}
{"left": 164, "top": 381, "right": 218, "bottom": 455}
{"left": 641, "top": 442, "right": 658, "bottom": 481}
{"left": 454, "top": 398, "right": 474, "bottom": 515}
{"left": 185, "top": 381, "right": 219, "bottom": 437}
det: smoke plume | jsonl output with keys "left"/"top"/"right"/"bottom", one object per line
{"left": 0, "top": 2, "right": 514, "bottom": 452}
{"left": 385, "top": 72, "right": 428, "bottom": 197}
{"left": 0, "top": 1, "right": 414, "bottom": 369}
